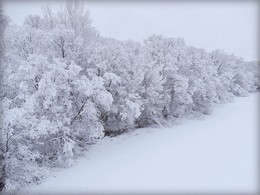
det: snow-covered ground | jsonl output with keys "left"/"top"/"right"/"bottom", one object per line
{"left": 24, "top": 94, "right": 259, "bottom": 194}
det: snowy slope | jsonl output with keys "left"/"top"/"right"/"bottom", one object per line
{"left": 24, "top": 94, "right": 259, "bottom": 194}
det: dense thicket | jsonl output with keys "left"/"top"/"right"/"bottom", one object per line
{"left": 0, "top": 2, "right": 259, "bottom": 191}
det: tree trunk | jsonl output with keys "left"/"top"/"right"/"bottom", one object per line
{"left": 0, "top": 154, "right": 5, "bottom": 191}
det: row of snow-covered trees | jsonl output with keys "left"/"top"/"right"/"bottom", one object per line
{"left": 0, "top": 1, "right": 259, "bottom": 192}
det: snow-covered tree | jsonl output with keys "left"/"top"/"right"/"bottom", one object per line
{"left": 1, "top": 2, "right": 259, "bottom": 192}
{"left": 82, "top": 39, "right": 143, "bottom": 134}
{"left": 42, "top": 1, "right": 98, "bottom": 43}
{"left": 0, "top": 7, "right": 8, "bottom": 191}
{"left": 0, "top": 53, "right": 113, "bottom": 190}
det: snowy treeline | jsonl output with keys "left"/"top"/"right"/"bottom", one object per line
{"left": 0, "top": 2, "right": 259, "bottom": 192}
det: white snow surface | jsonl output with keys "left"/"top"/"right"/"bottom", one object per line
{"left": 25, "top": 94, "right": 259, "bottom": 194}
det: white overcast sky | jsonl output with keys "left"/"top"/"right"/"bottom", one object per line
{"left": 2, "top": 0, "right": 259, "bottom": 61}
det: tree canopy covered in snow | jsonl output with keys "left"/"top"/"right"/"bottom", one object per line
{"left": 0, "top": 1, "right": 259, "bottom": 192}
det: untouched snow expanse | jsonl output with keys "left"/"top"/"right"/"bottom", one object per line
{"left": 25, "top": 94, "right": 259, "bottom": 194}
